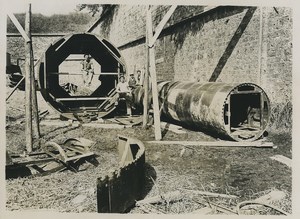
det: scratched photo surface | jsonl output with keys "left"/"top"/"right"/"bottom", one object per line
{"left": 4, "top": 1, "right": 293, "bottom": 216}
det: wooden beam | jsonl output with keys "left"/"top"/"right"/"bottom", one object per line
{"left": 149, "top": 5, "right": 177, "bottom": 47}
{"left": 55, "top": 97, "right": 111, "bottom": 101}
{"left": 142, "top": 7, "right": 151, "bottom": 128}
{"left": 147, "top": 6, "right": 162, "bottom": 140}
{"left": 24, "top": 4, "right": 32, "bottom": 152}
{"left": 147, "top": 140, "right": 275, "bottom": 148}
{"left": 7, "top": 33, "right": 67, "bottom": 37}
{"left": 258, "top": 7, "right": 263, "bottom": 85}
{"left": 183, "top": 189, "right": 238, "bottom": 199}
{"left": 29, "top": 12, "right": 40, "bottom": 142}
{"left": 7, "top": 13, "right": 30, "bottom": 42}
{"left": 6, "top": 76, "right": 25, "bottom": 101}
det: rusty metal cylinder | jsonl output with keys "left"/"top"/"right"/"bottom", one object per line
{"left": 133, "top": 81, "right": 270, "bottom": 142}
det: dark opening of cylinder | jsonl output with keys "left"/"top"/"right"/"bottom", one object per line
{"left": 38, "top": 33, "right": 126, "bottom": 118}
{"left": 224, "top": 84, "right": 270, "bottom": 141}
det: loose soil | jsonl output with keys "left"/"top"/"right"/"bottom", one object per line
{"left": 5, "top": 89, "right": 292, "bottom": 214}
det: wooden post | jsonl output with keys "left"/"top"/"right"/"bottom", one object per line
{"left": 142, "top": 6, "right": 151, "bottom": 128}
{"left": 31, "top": 43, "right": 41, "bottom": 141}
{"left": 24, "top": 4, "right": 32, "bottom": 153}
{"left": 147, "top": 6, "right": 162, "bottom": 140}
{"left": 258, "top": 7, "right": 263, "bottom": 85}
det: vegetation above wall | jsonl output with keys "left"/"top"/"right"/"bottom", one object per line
{"left": 7, "top": 12, "right": 96, "bottom": 33}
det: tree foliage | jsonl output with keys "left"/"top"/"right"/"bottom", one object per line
{"left": 7, "top": 13, "right": 94, "bottom": 33}
{"left": 77, "top": 4, "right": 113, "bottom": 17}
{"left": 76, "top": 4, "right": 102, "bottom": 16}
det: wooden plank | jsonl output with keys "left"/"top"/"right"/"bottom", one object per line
{"left": 147, "top": 6, "right": 162, "bottom": 140}
{"left": 160, "top": 122, "right": 186, "bottom": 134}
{"left": 228, "top": 96, "right": 231, "bottom": 133}
{"left": 7, "top": 157, "right": 55, "bottom": 166}
{"left": 183, "top": 189, "right": 238, "bottom": 199}
{"left": 7, "top": 13, "right": 31, "bottom": 42}
{"left": 136, "top": 191, "right": 182, "bottom": 206}
{"left": 149, "top": 5, "right": 177, "bottom": 47}
{"left": 24, "top": 5, "right": 32, "bottom": 153}
{"left": 258, "top": 7, "right": 264, "bottom": 85}
{"left": 260, "top": 92, "right": 264, "bottom": 128}
{"left": 7, "top": 33, "right": 67, "bottom": 37}
{"left": 55, "top": 97, "right": 111, "bottom": 101}
{"left": 207, "top": 202, "right": 238, "bottom": 214}
{"left": 147, "top": 140, "right": 274, "bottom": 148}
{"left": 190, "top": 207, "right": 213, "bottom": 214}
{"left": 40, "top": 120, "right": 75, "bottom": 127}
{"left": 49, "top": 72, "right": 119, "bottom": 75}
{"left": 119, "top": 140, "right": 133, "bottom": 166}
{"left": 6, "top": 76, "right": 25, "bottom": 101}
{"left": 64, "top": 152, "right": 94, "bottom": 162}
{"left": 82, "top": 123, "right": 125, "bottom": 129}
{"left": 30, "top": 27, "right": 41, "bottom": 141}
{"left": 142, "top": 6, "right": 151, "bottom": 128}
{"left": 270, "top": 155, "right": 292, "bottom": 168}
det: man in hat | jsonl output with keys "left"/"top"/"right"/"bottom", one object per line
{"left": 81, "top": 54, "right": 94, "bottom": 86}
{"left": 136, "top": 70, "right": 143, "bottom": 85}
{"left": 116, "top": 75, "right": 132, "bottom": 116}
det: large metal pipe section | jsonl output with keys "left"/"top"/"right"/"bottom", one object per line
{"left": 133, "top": 81, "right": 270, "bottom": 142}
{"left": 37, "top": 33, "right": 126, "bottom": 119}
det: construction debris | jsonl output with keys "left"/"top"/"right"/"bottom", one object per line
{"left": 97, "top": 135, "right": 145, "bottom": 213}
{"left": 207, "top": 201, "right": 238, "bottom": 214}
{"left": 270, "top": 155, "right": 292, "bottom": 168}
{"left": 136, "top": 191, "right": 183, "bottom": 206}
{"left": 160, "top": 122, "right": 186, "bottom": 134}
{"left": 236, "top": 190, "right": 288, "bottom": 215}
{"left": 147, "top": 140, "right": 275, "bottom": 148}
{"left": 6, "top": 138, "right": 98, "bottom": 179}
{"left": 182, "top": 189, "right": 238, "bottom": 199}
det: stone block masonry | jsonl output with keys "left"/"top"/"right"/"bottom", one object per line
{"left": 6, "top": 5, "right": 292, "bottom": 130}
{"left": 96, "top": 5, "right": 292, "bottom": 131}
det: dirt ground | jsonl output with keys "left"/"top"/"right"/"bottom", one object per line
{"left": 5, "top": 89, "right": 292, "bottom": 214}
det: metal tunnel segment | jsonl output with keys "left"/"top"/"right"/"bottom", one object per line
{"left": 37, "top": 33, "right": 126, "bottom": 119}
{"left": 133, "top": 81, "right": 270, "bottom": 142}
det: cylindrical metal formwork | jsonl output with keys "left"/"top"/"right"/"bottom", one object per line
{"left": 133, "top": 81, "right": 270, "bottom": 142}
{"left": 37, "top": 33, "right": 126, "bottom": 119}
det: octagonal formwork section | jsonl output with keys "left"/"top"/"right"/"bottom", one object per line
{"left": 37, "top": 33, "right": 126, "bottom": 119}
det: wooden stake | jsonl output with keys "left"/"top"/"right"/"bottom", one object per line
{"left": 7, "top": 12, "right": 30, "bottom": 42}
{"left": 149, "top": 5, "right": 177, "bottom": 47}
{"left": 25, "top": 4, "right": 32, "bottom": 153}
{"left": 142, "top": 6, "right": 151, "bottom": 128}
{"left": 258, "top": 7, "right": 263, "bottom": 85}
{"left": 31, "top": 46, "right": 41, "bottom": 141}
{"left": 146, "top": 6, "right": 162, "bottom": 140}
{"left": 6, "top": 76, "right": 25, "bottom": 101}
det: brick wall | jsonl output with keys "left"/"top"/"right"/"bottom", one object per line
{"left": 96, "top": 5, "right": 292, "bottom": 130}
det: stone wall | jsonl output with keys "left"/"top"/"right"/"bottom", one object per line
{"left": 95, "top": 5, "right": 292, "bottom": 130}
{"left": 7, "top": 36, "right": 61, "bottom": 72}
{"left": 6, "top": 5, "right": 292, "bottom": 130}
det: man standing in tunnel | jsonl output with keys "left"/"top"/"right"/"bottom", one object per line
{"left": 81, "top": 54, "right": 94, "bottom": 86}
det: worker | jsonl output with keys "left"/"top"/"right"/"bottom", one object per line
{"left": 128, "top": 73, "right": 137, "bottom": 89}
{"left": 116, "top": 75, "right": 132, "bottom": 116}
{"left": 136, "top": 70, "right": 143, "bottom": 85}
{"left": 81, "top": 54, "right": 94, "bottom": 86}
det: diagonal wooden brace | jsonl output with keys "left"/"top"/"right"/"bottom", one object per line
{"left": 7, "top": 13, "right": 31, "bottom": 43}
